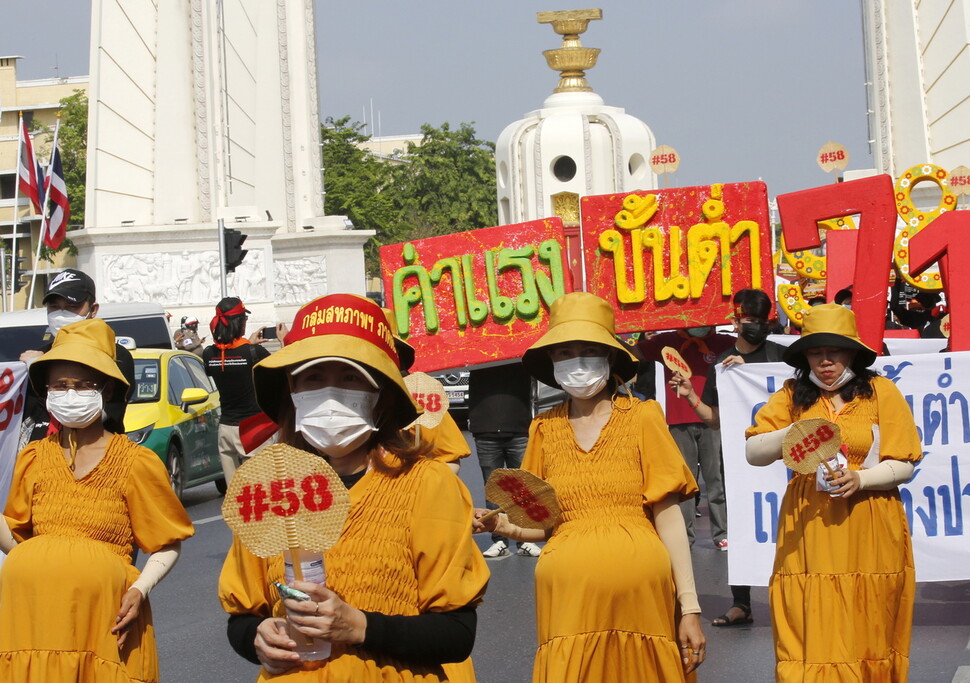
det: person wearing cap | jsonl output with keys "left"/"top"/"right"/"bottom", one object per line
{"left": 174, "top": 315, "right": 206, "bottom": 357}
{"left": 202, "top": 297, "right": 279, "bottom": 484}
{"left": 744, "top": 304, "right": 921, "bottom": 681}
{"left": 19, "top": 268, "right": 135, "bottom": 444}
{"left": 0, "top": 318, "right": 194, "bottom": 681}
{"left": 475, "top": 292, "right": 705, "bottom": 681}
{"left": 218, "top": 293, "right": 489, "bottom": 681}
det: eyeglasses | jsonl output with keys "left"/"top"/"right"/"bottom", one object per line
{"left": 47, "top": 380, "right": 103, "bottom": 398}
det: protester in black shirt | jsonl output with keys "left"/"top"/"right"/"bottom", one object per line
{"left": 202, "top": 297, "right": 273, "bottom": 484}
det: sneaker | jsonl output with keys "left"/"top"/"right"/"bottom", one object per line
{"left": 517, "top": 542, "right": 541, "bottom": 557}
{"left": 482, "top": 540, "right": 509, "bottom": 558}
{"left": 716, "top": 539, "right": 728, "bottom": 552}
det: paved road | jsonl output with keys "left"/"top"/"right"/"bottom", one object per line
{"left": 152, "top": 433, "right": 970, "bottom": 682}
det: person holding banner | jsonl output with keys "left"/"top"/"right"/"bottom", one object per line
{"left": 476, "top": 292, "right": 705, "bottom": 681}
{"left": 744, "top": 304, "right": 922, "bottom": 681}
{"left": 0, "top": 318, "right": 194, "bottom": 682}
{"left": 218, "top": 293, "right": 489, "bottom": 681}
{"left": 670, "top": 287, "right": 784, "bottom": 628}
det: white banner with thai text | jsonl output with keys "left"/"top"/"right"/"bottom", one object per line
{"left": 0, "top": 363, "right": 28, "bottom": 569}
{"left": 719, "top": 352, "right": 970, "bottom": 585}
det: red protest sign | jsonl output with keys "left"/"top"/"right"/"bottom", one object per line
{"left": 582, "top": 182, "right": 773, "bottom": 332}
{"left": 380, "top": 218, "right": 574, "bottom": 372}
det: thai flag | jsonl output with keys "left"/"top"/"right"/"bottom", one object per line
{"left": 41, "top": 140, "right": 70, "bottom": 250}
{"left": 17, "top": 119, "right": 44, "bottom": 215}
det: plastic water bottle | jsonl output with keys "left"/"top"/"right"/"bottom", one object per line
{"left": 282, "top": 549, "right": 331, "bottom": 661}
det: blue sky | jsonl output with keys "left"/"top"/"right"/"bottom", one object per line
{"left": 3, "top": 1, "right": 872, "bottom": 197}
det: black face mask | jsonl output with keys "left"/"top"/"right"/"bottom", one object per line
{"left": 740, "top": 321, "right": 769, "bottom": 346}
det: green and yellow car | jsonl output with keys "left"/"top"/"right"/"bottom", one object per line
{"left": 124, "top": 349, "right": 225, "bottom": 498}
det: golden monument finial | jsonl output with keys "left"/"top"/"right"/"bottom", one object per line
{"left": 537, "top": 9, "right": 602, "bottom": 93}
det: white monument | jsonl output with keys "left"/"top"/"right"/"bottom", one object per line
{"left": 495, "top": 9, "right": 657, "bottom": 228}
{"left": 861, "top": 0, "right": 970, "bottom": 177}
{"left": 70, "top": 0, "right": 372, "bottom": 326}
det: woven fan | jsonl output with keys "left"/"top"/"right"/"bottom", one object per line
{"left": 661, "top": 346, "right": 691, "bottom": 378}
{"left": 480, "top": 469, "right": 561, "bottom": 530}
{"left": 782, "top": 418, "right": 841, "bottom": 476}
{"left": 222, "top": 444, "right": 351, "bottom": 579}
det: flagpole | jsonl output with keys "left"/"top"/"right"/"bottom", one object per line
{"left": 9, "top": 113, "right": 25, "bottom": 312}
{"left": 27, "top": 118, "right": 59, "bottom": 308}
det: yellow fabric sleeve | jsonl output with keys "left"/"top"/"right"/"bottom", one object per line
{"left": 745, "top": 383, "right": 796, "bottom": 438}
{"left": 126, "top": 446, "right": 195, "bottom": 553}
{"left": 410, "top": 462, "right": 489, "bottom": 612}
{"left": 2, "top": 443, "right": 39, "bottom": 542}
{"left": 520, "top": 416, "right": 546, "bottom": 478}
{"left": 637, "top": 400, "right": 699, "bottom": 505}
{"left": 873, "top": 376, "right": 924, "bottom": 463}
{"left": 420, "top": 413, "right": 471, "bottom": 464}
{"left": 219, "top": 536, "right": 275, "bottom": 617}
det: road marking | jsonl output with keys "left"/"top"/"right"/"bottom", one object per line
{"left": 953, "top": 666, "right": 970, "bottom": 683}
{"left": 192, "top": 514, "right": 224, "bottom": 526}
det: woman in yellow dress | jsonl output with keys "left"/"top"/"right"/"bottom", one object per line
{"left": 745, "top": 304, "right": 922, "bottom": 681}
{"left": 218, "top": 293, "right": 489, "bottom": 681}
{"left": 475, "top": 292, "right": 706, "bottom": 682}
{"left": 0, "top": 319, "right": 195, "bottom": 682}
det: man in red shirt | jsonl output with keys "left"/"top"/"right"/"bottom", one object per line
{"left": 637, "top": 327, "right": 735, "bottom": 549}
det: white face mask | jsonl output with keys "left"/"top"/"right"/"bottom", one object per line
{"left": 47, "top": 310, "right": 88, "bottom": 336}
{"left": 292, "top": 387, "right": 379, "bottom": 457}
{"left": 553, "top": 356, "right": 610, "bottom": 399}
{"left": 47, "top": 389, "right": 104, "bottom": 428}
{"left": 809, "top": 366, "right": 856, "bottom": 391}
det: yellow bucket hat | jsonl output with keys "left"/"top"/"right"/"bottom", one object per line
{"left": 29, "top": 318, "right": 129, "bottom": 395}
{"left": 522, "top": 292, "right": 637, "bottom": 388}
{"left": 783, "top": 303, "right": 877, "bottom": 368}
{"left": 253, "top": 294, "right": 420, "bottom": 428}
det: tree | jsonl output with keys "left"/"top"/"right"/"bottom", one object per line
{"left": 320, "top": 118, "right": 498, "bottom": 276}
{"left": 37, "top": 89, "right": 86, "bottom": 261}
{"left": 320, "top": 116, "right": 397, "bottom": 271}
{"left": 56, "top": 90, "right": 88, "bottom": 227}
{"left": 388, "top": 122, "right": 497, "bottom": 243}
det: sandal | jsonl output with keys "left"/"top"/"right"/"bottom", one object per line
{"left": 712, "top": 604, "right": 753, "bottom": 627}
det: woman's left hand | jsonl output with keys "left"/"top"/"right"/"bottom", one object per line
{"left": 285, "top": 582, "right": 367, "bottom": 644}
{"left": 827, "top": 466, "right": 862, "bottom": 499}
{"left": 678, "top": 612, "right": 706, "bottom": 674}
{"left": 112, "top": 587, "right": 145, "bottom": 648}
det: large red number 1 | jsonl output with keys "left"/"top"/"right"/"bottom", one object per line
{"left": 909, "top": 210, "right": 970, "bottom": 351}
{"left": 776, "top": 175, "right": 898, "bottom": 352}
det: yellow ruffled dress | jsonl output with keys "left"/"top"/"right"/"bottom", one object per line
{"left": 522, "top": 399, "right": 698, "bottom": 683}
{"left": 0, "top": 434, "right": 195, "bottom": 682}
{"left": 219, "top": 456, "right": 489, "bottom": 682}
{"left": 746, "top": 376, "right": 923, "bottom": 682}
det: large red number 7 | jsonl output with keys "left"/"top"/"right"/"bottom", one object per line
{"left": 776, "top": 175, "right": 897, "bottom": 352}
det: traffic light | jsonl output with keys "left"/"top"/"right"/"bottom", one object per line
{"left": 12, "top": 256, "right": 27, "bottom": 293}
{"left": 224, "top": 229, "right": 248, "bottom": 273}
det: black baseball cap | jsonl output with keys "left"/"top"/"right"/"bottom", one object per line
{"left": 43, "top": 269, "right": 97, "bottom": 305}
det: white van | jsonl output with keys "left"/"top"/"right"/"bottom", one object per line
{"left": 0, "top": 303, "right": 175, "bottom": 361}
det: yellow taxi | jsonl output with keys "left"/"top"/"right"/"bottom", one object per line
{"left": 124, "top": 349, "right": 224, "bottom": 497}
